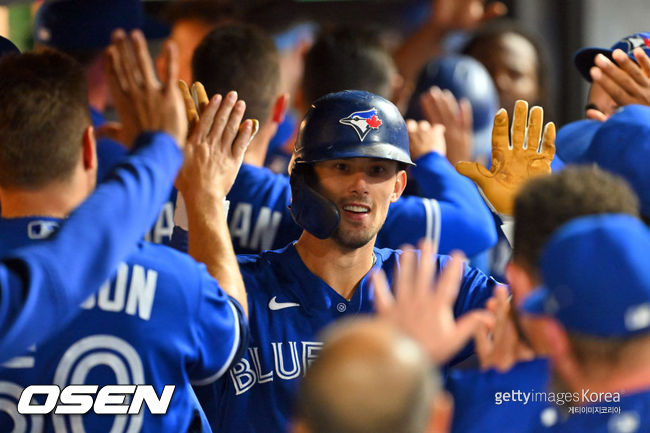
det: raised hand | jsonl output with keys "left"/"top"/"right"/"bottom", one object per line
{"left": 175, "top": 90, "right": 257, "bottom": 202}
{"left": 406, "top": 119, "right": 447, "bottom": 159}
{"left": 372, "top": 239, "right": 493, "bottom": 364}
{"left": 104, "top": 29, "right": 186, "bottom": 148}
{"left": 455, "top": 100, "right": 555, "bottom": 215}
{"left": 590, "top": 48, "right": 650, "bottom": 119}
{"left": 420, "top": 86, "right": 473, "bottom": 165}
{"left": 474, "top": 285, "right": 535, "bottom": 372}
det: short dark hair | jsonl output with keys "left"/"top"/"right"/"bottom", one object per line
{"left": 192, "top": 23, "right": 279, "bottom": 124}
{"left": 0, "top": 50, "right": 90, "bottom": 188}
{"left": 302, "top": 26, "right": 395, "bottom": 105}
{"left": 513, "top": 166, "right": 640, "bottom": 279}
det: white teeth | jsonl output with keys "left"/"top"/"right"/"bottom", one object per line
{"left": 343, "top": 205, "right": 369, "bottom": 213}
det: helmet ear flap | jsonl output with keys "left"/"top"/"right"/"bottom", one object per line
{"left": 289, "top": 164, "right": 340, "bottom": 239}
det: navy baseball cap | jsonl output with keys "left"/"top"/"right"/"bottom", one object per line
{"left": 522, "top": 214, "right": 650, "bottom": 337}
{"left": 574, "top": 32, "right": 650, "bottom": 82}
{"left": 34, "top": 0, "right": 169, "bottom": 52}
{"left": 0, "top": 35, "right": 20, "bottom": 56}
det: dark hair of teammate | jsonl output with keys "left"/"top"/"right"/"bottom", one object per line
{"left": 513, "top": 165, "right": 640, "bottom": 280}
{"left": 192, "top": 23, "right": 279, "bottom": 125}
{"left": 0, "top": 50, "right": 90, "bottom": 188}
{"left": 302, "top": 26, "right": 395, "bottom": 106}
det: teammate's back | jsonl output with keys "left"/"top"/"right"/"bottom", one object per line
{"left": 0, "top": 225, "right": 244, "bottom": 432}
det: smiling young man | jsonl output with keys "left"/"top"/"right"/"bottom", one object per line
{"left": 192, "top": 90, "right": 498, "bottom": 433}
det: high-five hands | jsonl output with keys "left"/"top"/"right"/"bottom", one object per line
{"left": 455, "top": 100, "right": 555, "bottom": 216}
{"left": 372, "top": 239, "right": 493, "bottom": 364}
{"left": 474, "top": 286, "right": 535, "bottom": 372}
{"left": 104, "top": 29, "right": 187, "bottom": 149}
{"left": 175, "top": 83, "right": 258, "bottom": 202}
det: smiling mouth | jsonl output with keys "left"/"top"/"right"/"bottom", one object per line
{"left": 342, "top": 204, "right": 370, "bottom": 214}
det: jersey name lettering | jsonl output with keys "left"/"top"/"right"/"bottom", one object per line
{"left": 144, "top": 201, "right": 174, "bottom": 244}
{"left": 81, "top": 263, "right": 158, "bottom": 320}
{"left": 229, "top": 203, "right": 282, "bottom": 251}
{"left": 230, "top": 341, "right": 322, "bottom": 395}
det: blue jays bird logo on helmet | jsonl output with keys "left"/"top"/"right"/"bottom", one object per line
{"left": 339, "top": 108, "right": 383, "bottom": 141}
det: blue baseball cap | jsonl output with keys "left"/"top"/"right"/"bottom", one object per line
{"left": 34, "top": 0, "right": 169, "bottom": 52}
{"left": 522, "top": 214, "right": 650, "bottom": 337}
{"left": 555, "top": 105, "right": 650, "bottom": 217}
{"left": 574, "top": 32, "right": 650, "bottom": 82}
{"left": 0, "top": 35, "right": 20, "bottom": 56}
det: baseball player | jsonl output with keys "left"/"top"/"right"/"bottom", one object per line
{"left": 525, "top": 214, "right": 650, "bottom": 433}
{"left": 447, "top": 166, "right": 641, "bottom": 433}
{"left": 0, "top": 35, "right": 184, "bottom": 364}
{"left": 188, "top": 90, "right": 501, "bottom": 433}
{"left": 0, "top": 31, "right": 252, "bottom": 432}
{"left": 175, "top": 24, "right": 497, "bottom": 256}
{"left": 375, "top": 164, "right": 641, "bottom": 433}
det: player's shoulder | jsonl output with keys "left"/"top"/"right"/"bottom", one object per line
{"left": 237, "top": 243, "right": 295, "bottom": 269}
{"left": 126, "top": 241, "right": 205, "bottom": 287}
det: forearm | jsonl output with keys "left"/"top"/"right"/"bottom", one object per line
{"left": 185, "top": 194, "right": 248, "bottom": 317}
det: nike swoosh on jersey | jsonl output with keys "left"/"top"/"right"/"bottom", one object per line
{"left": 268, "top": 296, "right": 300, "bottom": 310}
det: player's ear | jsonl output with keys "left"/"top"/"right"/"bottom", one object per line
{"left": 390, "top": 168, "right": 407, "bottom": 202}
{"left": 505, "top": 261, "right": 536, "bottom": 307}
{"left": 272, "top": 93, "right": 290, "bottom": 124}
{"left": 82, "top": 125, "right": 97, "bottom": 172}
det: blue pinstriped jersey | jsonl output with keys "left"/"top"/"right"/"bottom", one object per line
{"left": 0, "top": 217, "right": 247, "bottom": 433}
{"left": 194, "top": 242, "right": 497, "bottom": 433}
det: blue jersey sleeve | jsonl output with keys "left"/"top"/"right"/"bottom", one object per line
{"left": 188, "top": 264, "right": 249, "bottom": 385}
{"left": 0, "top": 132, "right": 182, "bottom": 363}
{"left": 407, "top": 151, "right": 498, "bottom": 255}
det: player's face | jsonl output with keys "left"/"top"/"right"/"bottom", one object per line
{"left": 314, "top": 158, "right": 406, "bottom": 249}
{"left": 585, "top": 82, "right": 619, "bottom": 120}
{"left": 471, "top": 32, "right": 540, "bottom": 113}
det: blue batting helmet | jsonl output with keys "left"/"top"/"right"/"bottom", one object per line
{"left": 289, "top": 90, "right": 413, "bottom": 239}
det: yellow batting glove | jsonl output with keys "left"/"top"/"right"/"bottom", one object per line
{"left": 178, "top": 80, "right": 209, "bottom": 133}
{"left": 455, "top": 100, "right": 555, "bottom": 216}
